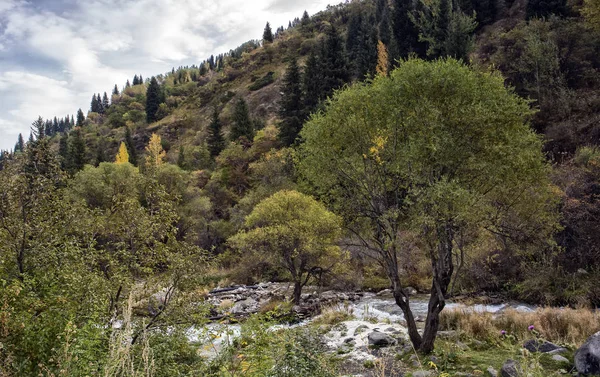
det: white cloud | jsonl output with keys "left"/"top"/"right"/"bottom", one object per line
{"left": 0, "top": 0, "right": 335, "bottom": 149}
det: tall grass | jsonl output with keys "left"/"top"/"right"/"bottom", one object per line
{"left": 440, "top": 307, "right": 600, "bottom": 345}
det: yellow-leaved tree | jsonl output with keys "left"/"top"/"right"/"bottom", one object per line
{"left": 115, "top": 142, "right": 129, "bottom": 164}
{"left": 145, "top": 133, "right": 166, "bottom": 167}
{"left": 376, "top": 40, "right": 389, "bottom": 77}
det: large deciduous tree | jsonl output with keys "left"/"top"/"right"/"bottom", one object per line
{"left": 229, "top": 190, "right": 344, "bottom": 304}
{"left": 298, "top": 58, "right": 558, "bottom": 353}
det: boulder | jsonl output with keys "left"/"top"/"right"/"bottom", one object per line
{"left": 404, "top": 286, "right": 417, "bottom": 295}
{"left": 230, "top": 298, "right": 258, "bottom": 315}
{"left": 523, "top": 339, "right": 562, "bottom": 353}
{"left": 501, "top": 359, "right": 519, "bottom": 377}
{"left": 367, "top": 331, "right": 395, "bottom": 347}
{"left": 487, "top": 366, "right": 499, "bottom": 377}
{"left": 575, "top": 331, "right": 600, "bottom": 376}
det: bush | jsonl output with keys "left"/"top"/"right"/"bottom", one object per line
{"left": 248, "top": 72, "right": 275, "bottom": 91}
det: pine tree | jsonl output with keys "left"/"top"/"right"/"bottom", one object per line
{"left": 133, "top": 75, "right": 140, "bottom": 85}
{"left": 347, "top": 12, "right": 378, "bottom": 79}
{"left": 263, "top": 22, "right": 274, "bottom": 44}
{"left": 115, "top": 142, "right": 129, "bottom": 164}
{"left": 102, "top": 92, "right": 110, "bottom": 111}
{"left": 91, "top": 94, "right": 100, "bottom": 113}
{"left": 95, "top": 139, "right": 107, "bottom": 166}
{"left": 45, "top": 121, "right": 54, "bottom": 137}
{"left": 146, "top": 77, "right": 162, "bottom": 123}
{"left": 126, "top": 79, "right": 131, "bottom": 88}
{"left": 15, "top": 134, "right": 25, "bottom": 153}
{"left": 76, "top": 108, "right": 85, "bottom": 127}
{"left": 58, "top": 134, "right": 69, "bottom": 170}
{"left": 301, "top": 10, "right": 310, "bottom": 26}
{"left": 124, "top": 126, "right": 137, "bottom": 166}
{"left": 67, "top": 127, "right": 86, "bottom": 173}
{"left": 177, "top": 145, "right": 186, "bottom": 169}
{"left": 207, "top": 108, "right": 225, "bottom": 157}
{"left": 230, "top": 98, "right": 253, "bottom": 142}
{"left": 302, "top": 50, "right": 323, "bottom": 115}
{"left": 391, "top": 0, "right": 425, "bottom": 59}
{"left": 278, "top": 57, "right": 304, "bottom": 146}
{"left": 112, "top": 84, "right": 119, "bottom": 96}
{"left": 70, "top": 115, "right": 75, "bottom": 130}
{"left": 319, "top": 26, "right": 350, "bottom": 100}
{"left": 32, "top": 116, "right": 45, "bottom": 139}
{"left": 139, "top": 75, "right": 144, "bottom": 84}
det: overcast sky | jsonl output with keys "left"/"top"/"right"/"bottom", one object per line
{"left": 0, "top": 0, "right": 336, "bottom": 150}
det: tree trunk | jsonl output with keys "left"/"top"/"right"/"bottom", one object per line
{"left": 293, "top": 281, "right": 302, "bottom": 305}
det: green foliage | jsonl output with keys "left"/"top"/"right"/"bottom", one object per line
{"left": 248, "top": 71, "right": 275, "bottom": 91}
{"left": 263, "top": 22, "right": 274, "bottom": 44}
{"left": 298, "top": 58, "right": 558, "bottom": 352}
{"left": 230, "top": 98, "right": 254, "bottom": 142}
{"left": 146, "top": 76, "right": 164, "bottom": 123}
{"left": 229, "top": 190, "right": 344, "bottom": 303}
{"left": 278, "top": 58, "right": 304, "bottom": 146}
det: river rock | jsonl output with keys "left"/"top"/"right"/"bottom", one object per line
{"left": 354, "top": 325, "right": 369, "bottom": 336}
{"left": 367, "top": 331, "right": 395, "bottom": 347}
{"left": 551, "top": 355, "right": 569, "bottom": 364}
{"left": 575, "top": 331, "right": 600, "bottom": 376}
{"left": 412, "top": 370, "right": 434, "bottom": 377}
{"left": 231, "top": 298, "right": 258, "bottom": 315}
{"left": 487, "top": 366, "right": 498, "bottom": 377}
{"left": 404, "top": 286, "right": 417, "bottom": 295}
{"left": 501, "top": 359, "right": 519, "bottom": 377}
{"left": 523, "top": 339, "right": 562, "bottom": 353}
{"left": 377, "top": 289, "right": 392, "bottom": 296}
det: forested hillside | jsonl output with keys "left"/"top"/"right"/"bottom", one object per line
{"left": 1, "top": 0, "right": 600, "bottom": 375}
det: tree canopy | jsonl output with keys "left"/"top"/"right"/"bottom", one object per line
{"left": 298, "top": 58, "right": 558, "bottom": 352}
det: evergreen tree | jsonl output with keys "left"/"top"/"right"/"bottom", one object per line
{"left": 32, "top": 116, "right": 45, "bottom": 140}
{"left": 391, "top": 0, "right": 425, "bottom": 59}
{"left": 90, "top": 94, "right": 100, "bottom": 113}
{"left": 112, "top": 84, "right": 119, "bottom": 96}
{"left": 70, "top": 115, "right": 75, "bottom": 130}
{"left": 319, "top": 26, "right": 350, "bottom": 100}
{"left": 76, "top": 109, "right": 85, "bottom": 127}
{"left": 53, "top": 117, "right": 59, "bottom": 134}
{"left": 58, "top": 133, "right": 69, "bottom": 170}
{"left": 347, "top": 12, "right": 378, "bottom": 79}
{"left": 301, "top": 10, "right": 310, "bottom": 26}
{"left": 263, "top": 22, "right": 274, "bottom": 43}
{"left": 177, "top": 145, "right": 186, "bottom": 169}
{"left": 139, "top": 75, "right": 144, "bottom": 84}
{"left": 102, "top": 92, "right": 110, "bottom": 111}
{"left": 209, "top": 55, "right": 215, "bottom": 70}
{"left": 230, "top": 98, "right": 253, "bottom": 142}
{"left": 45, "top": 121, "right": 54, "bottom": 137}
{"left": 302, "top": 50, "right": 323, "bottom": 115}
{"left": 15, "top": 134, "right": 25, "bottom": 153}
{"left": 95, "top": 139, "right": 106, "bottom": 166}
{"left": 145, "top": 76, "right": 162, "bottom": 123}
{"left": 278, "top": 57, "right": 304, "bottom": 146}
{"left": 133, "top": 75, "right": 140, "bottom": 85}
{"left": 126, "top": 79, "right": 131, "bottom": 88}
{"left": 124, "top": 126, "right": 137, "bottom": 166}
{"left": 67, "top": 127, "right": 86, "bottom": 173}
{"left": 207, "top": 108, "right": 225, "bottom": 157}
{"left": 58, "top": 118, "right": 65, "bottom": 133}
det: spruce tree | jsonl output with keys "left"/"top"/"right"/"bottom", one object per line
{"left": 58, "top": 134, "right": 69, "bottom": 170}
{"left": 207, "top": 108, "right": 225, "bottom": 157}
{"left": 391, "top": 0, "right": 425, "bottom": 59}
{"left": 301, "top": 10, "right": 310, "bottom": 26}
{"left": 319, "top": 26, "right": 350, "bottom": 100}
{"left": 145, "top": 76, "right": 162, "bottom": 123}
{"left": 133, "top": 75, "right": 140, "bottom": 85}
{"left": 67, "top": 128, "right": 86, "bottom": 173}
{"left": 70, "top": 115, "right": 75, "bottom": 130}
{"left": 126, "top": 79, "right": 131, "bottom": 88}
{"left": 45, "top": 121, "right": 54, "bottom": 137}
{"left": 302, "top": 50, "right": 323, "bottom": 115}
{"left": 177, "top": 145, "right": 186, "bottom": 169}
{"left": 139, "top": 75, "right": 144, "bottom": 84}
{"left": 230, "top": 98, "right": 253, "bottom": 142}
{"left": 102, "top": 92, "right": 110, "bottom": 111}
{"left": 263, "top": 22, "right": 274, "bottom": 44}
{"left": 112, "top": 84, "right": 119, "bottom": 96}
{"left": 278, "top": 57, "right": 304, "bottom": 146}
{"left": 76, "top": 109, "right": 85, "bottom": 127}
{"left": 32, "top": 117, "right": 45, "bottom": 139}
{"left": 95, "top": 139, "right": 107, "bottom": 166}
{"left": 15, "top": 134, "right": 25, "bottom": 153}
{"left": 124, "top": 126, "right": 137, "bottom": 166}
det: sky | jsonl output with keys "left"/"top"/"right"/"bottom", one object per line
{"left": 0, "top": 0, "right": 336, "bottom": 150}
